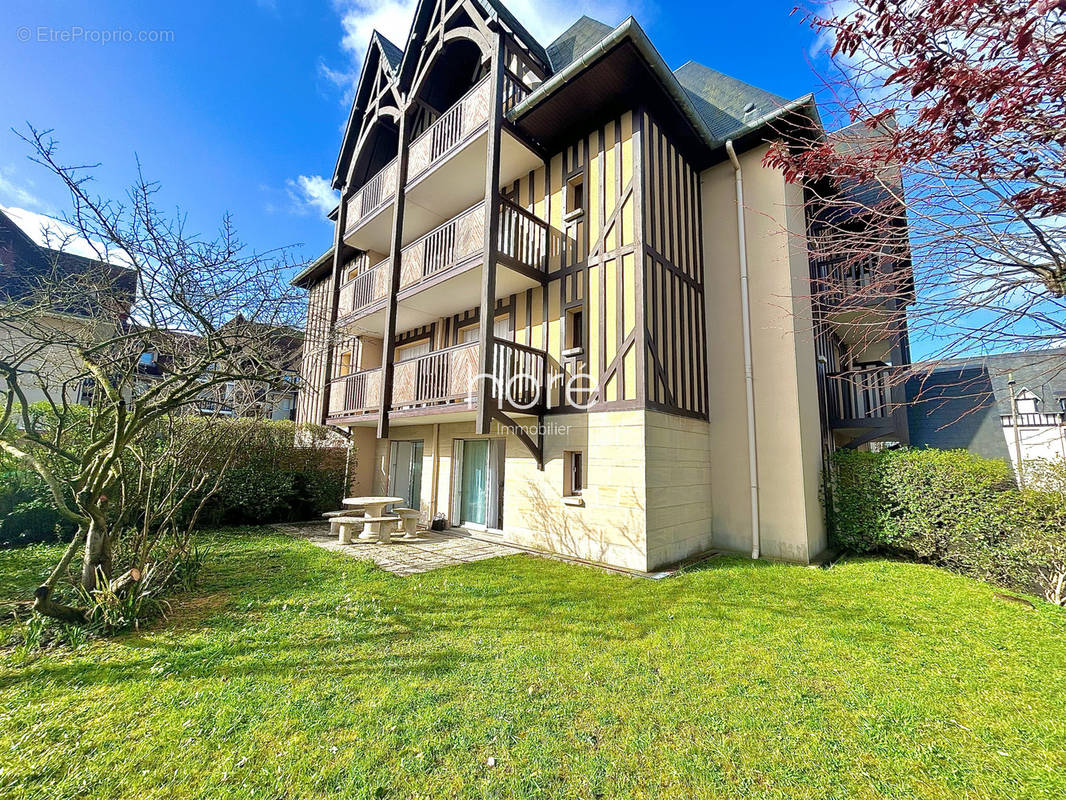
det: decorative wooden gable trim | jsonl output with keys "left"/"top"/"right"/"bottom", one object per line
{"left": 334, "top": 33, "right": 403, "bottom": 190}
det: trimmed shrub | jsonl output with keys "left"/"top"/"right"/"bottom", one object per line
{"left": 1, "top": 418, "right": 349, "bottom": 545}
{"left": 830, "top": 447, "right": 1066, "bottom": 604}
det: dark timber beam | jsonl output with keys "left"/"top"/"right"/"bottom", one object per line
{"left": 476, "top": 29, "right": 505, "bottom": 436}
{"left": 320, "top": 189, "right": 350, "bottom": 425}
{"left": 377, "top": 107, "right": 413, "bottom": 439}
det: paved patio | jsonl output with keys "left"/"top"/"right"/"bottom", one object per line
{"left": 274, "top": 523, "right": 521, "bottom": 576}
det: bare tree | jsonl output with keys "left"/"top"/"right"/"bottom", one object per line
{"left": 766, "top": 0, "right": 1066, "bottom": 381}
{"left": 0, "top": 126, "right": 304, "bottom": 623}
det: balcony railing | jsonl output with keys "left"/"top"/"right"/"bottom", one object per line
{"left": 502, "top": 68, "right": 531, "bottom": 114}
{"left": 826, "top": 365, "right": 895, "bottom": 422}
{"left": 1001, "top": 411, "right": 1065, "bottom": 428}
{"left": 339, "top": 262, "right": 389, "bottom": 316}
{"left": 498, "top": 198, "right": 549, "bottom": 273}
{"left": 327, "top": 339, "right": 549, "bottom": 419}
{"left": 400, "top": 202, "right": 486, "bottom": 290}
{"left": 345, "top": 159, "right": 398, "bottom": 233}
{"left": 393, "top": 342, "right": 481, "bottom": 408}
{"left": 396, "top": 198, "right": 549, "bottom": 294}
{"left": 407, "top": 76, "right": 491, "bottom": 183}
{"left": 328, "top": 368, "right": 382, "bottom": 418}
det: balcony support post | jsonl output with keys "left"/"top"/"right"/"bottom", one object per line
{"left": 377, "top": 107, "right": 414, "bottom": 439}
{"left": 476, "top": 28, "right": 505, "bottom": 436}
{"left": 321, "top": 187, "right": 351, "bottom": 425}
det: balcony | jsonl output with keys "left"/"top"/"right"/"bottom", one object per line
{"left": 338, "top": 197, "right": 552, "bottom": 335}
{"left": 342, "top": 79, "right": 540, "bottom": 253}
{"left": 343, "top": 159, "right": 398, "bottom": 253}
{"left": 327, "top": 339, "right": 548, "bottom": 426}
{"left": 826, "top": 364, "right": 909, "bottom": 446}
{"left": 337, "top": 261, "right": 389, "bottom": 319}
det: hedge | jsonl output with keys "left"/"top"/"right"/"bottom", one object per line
{"left": 830, "top": 448, "right": 1066, "bottom": 604}
{"left": 1, "top": 419, "right": 349, "bottom": 547}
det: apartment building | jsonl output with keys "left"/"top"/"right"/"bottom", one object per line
{"left": 293, "top": 5, "right": 913, "bottom": 571}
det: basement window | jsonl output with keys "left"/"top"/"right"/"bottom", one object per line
{"left": 565, "top": 174, "right": 585, "bottom": 219}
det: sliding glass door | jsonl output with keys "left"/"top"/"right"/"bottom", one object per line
{"left": 452, "top": 438, "right": 505, "bottom": 529}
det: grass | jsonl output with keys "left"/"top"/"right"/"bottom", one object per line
{"left": 1, "top": 529, "right": 1064, "bottom": 800}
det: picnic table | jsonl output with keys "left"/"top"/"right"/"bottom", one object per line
{"left": 343, "top": 496, "right": 404, "bottom": 543}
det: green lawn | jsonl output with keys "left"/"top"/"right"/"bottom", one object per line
{"left": 1, "top": 530, "right": 1064, "bottom": 800}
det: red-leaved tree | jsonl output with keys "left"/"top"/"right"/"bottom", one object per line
{"left": 767, "top": 0, "right": 1066, "bottom": 368}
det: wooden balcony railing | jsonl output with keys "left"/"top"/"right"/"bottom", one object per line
{"left": 1001, "top": 411, "right": 1065, "bottom": 428}
{"left": 826, "top": 365, "right": 895, "bottom": 422}
{"left": 493, "top": 339, "right": 547, "bottom": 409}
{"left": 393, "top": 342, "right": 481, "bottom": 408}
{"left": 396, "top": 198, "right": 548, "bottom": 294}
{"left": 498, "top": 197, "right": 549, "bottom": 273}
{"left": 339, "top": 262, "right": 389, "bottom": 316}
{"left": 400, "top": 202, "right": 486, "bottom": 290}
{"left": 407, "top": 76, "right": 491, "bottom": 182}
{"left": 345, "top": 159, "right": 398, "bottom": 233}
{"left": 327, "top": 339, "right": 550, "bottom": 419}
{"left": 502, "top": 68, "right": 531, "bottom": 114}
{"left": 328, "top": 368, "right": 382, "bottom": 418}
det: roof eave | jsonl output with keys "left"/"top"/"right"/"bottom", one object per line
{"left": 291, "top": 247, "right": 335, "bottom": 288}
{"left": 510, "top": 18, "right": 823, "bottom": 159}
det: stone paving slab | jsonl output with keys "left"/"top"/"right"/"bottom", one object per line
{"left": 273, "top": 523, "right": 521, "bottom": 576}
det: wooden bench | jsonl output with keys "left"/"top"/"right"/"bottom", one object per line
{"left": 392, "top": 508, "right": 420, "bottom": 539}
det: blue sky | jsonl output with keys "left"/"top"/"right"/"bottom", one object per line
{"left": 1, "top": 0, "right": 830, "bottom": 272}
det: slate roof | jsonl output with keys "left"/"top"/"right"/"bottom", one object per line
{"left": 375, "top": 32, "right": 403, "bottom": 72}
{"left": 0, "top": 208, "right": 136, "bottom": 316}
{"left": 546, "top": 16, "right": 615, "bottom": 71}
{"left": 672, "top": 61, "right": 788, "bottom": 142}
{"left": 543, "top": 17, "right": 792, "bottom": 144}
{"left": 907, "top": 349, "right": 1066, "bottom": 461}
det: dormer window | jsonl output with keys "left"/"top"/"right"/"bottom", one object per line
{"left": 1015, "top": 389, "right": 1039, "bottom": 415}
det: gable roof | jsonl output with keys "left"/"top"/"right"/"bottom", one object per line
{"left": 332, "top": 31, "right": 404, "bottom": 189}
{"left": 0, "top": 208, "right": 136, "bottom": 317}
{"left": 546, "top": 15, "right": 614, "bottom": 71}
{"left": 508, "top": 16, "right": 817, "bottom": 162}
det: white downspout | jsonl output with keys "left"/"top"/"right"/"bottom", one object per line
{"left": 726, "top": 140, "right": 761, "bottom": 560}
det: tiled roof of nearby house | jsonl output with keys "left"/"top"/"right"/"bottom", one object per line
{"left": 673, "top": 61, "right": 788, "bottom": 142}
{"left": 546, "top": 16, "right": 615, "bottom": 71}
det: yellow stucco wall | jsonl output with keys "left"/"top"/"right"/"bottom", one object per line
{"left": 701, "top": 143, "right": 827, "bottom": 563}
{"left": 368, "top": 410, "right": 650, "bottom": 571}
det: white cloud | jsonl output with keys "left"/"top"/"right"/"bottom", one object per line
{"left": 320, "top": 0, "right": 639, "bottom": 99}
{"left": 286, "top": 174, "right": 339, "bottom": 218}
{"left": 0, "top": 167, "right": 46, "bottom": 211}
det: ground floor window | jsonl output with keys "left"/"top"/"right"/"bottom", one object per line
{"left": 451, "top": 438, "right": 505, "bottom": 529}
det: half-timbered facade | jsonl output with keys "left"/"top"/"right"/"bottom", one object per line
{"left": 293, "top": 8, "right": 913, "bottom": 571}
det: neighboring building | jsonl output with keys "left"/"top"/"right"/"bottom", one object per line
{"left": 907, "top": 349, "right": 1066, "bottom": 473}
{"left": 133, "top": 319, "right": 303, "bottom": 421}
{"left": 294, "top": 6, "right": 913, "bottom": 571}
{"left": 0, "top": 207, "right": 136, "bottom": 407}
{"left": 2, "top": 208, "right": 300, "bottom": 420}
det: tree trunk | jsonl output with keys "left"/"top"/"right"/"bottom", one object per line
{"left": 81, "top": 518, "right": 113, "bottom": 592}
